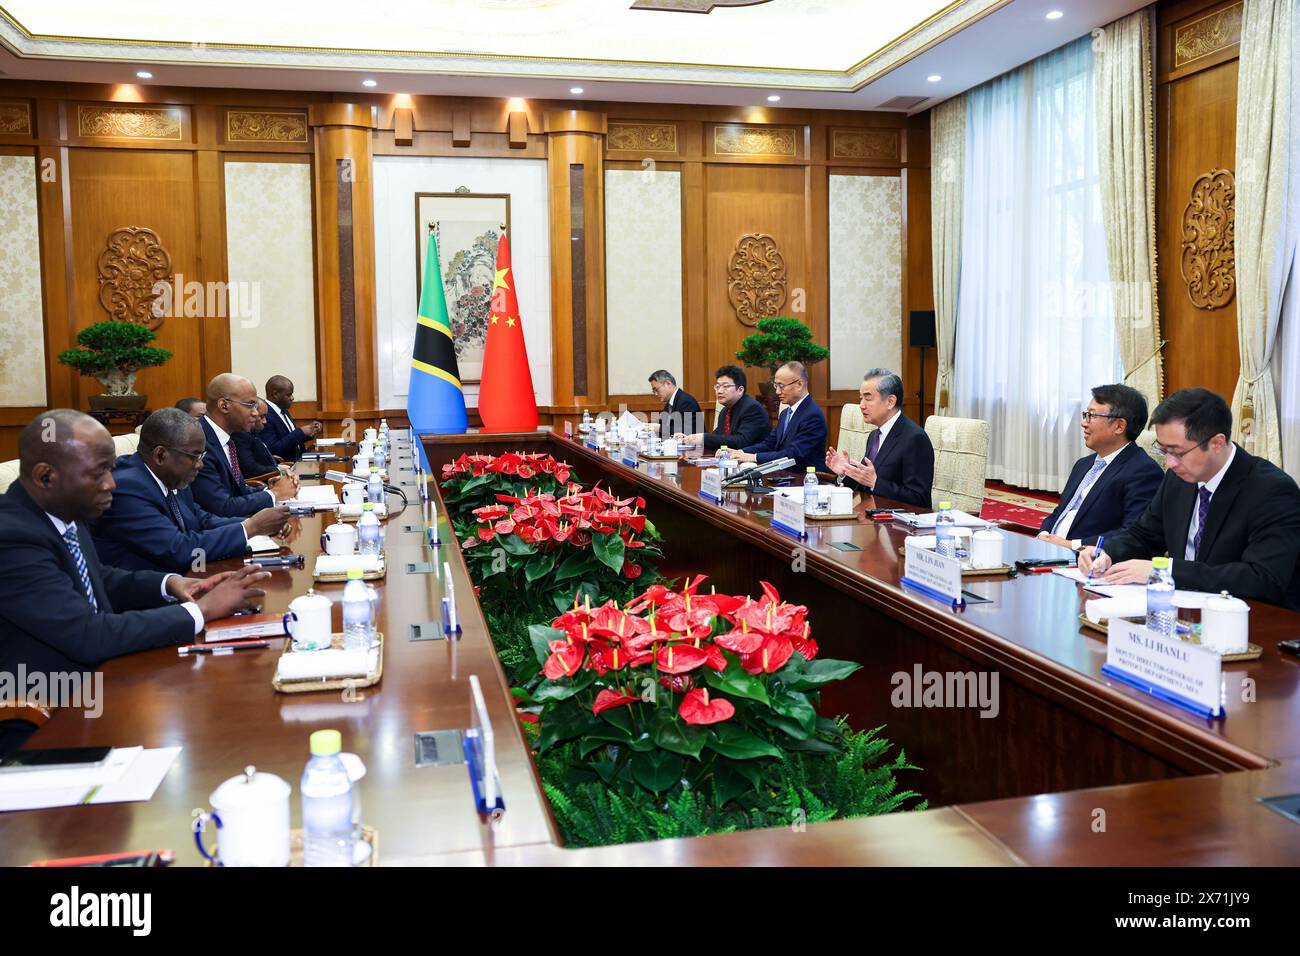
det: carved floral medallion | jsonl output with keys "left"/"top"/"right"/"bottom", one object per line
{"left": 727, "top": 233, "right": 787, "bottom": 327}
{"left": 1180, "top": 168, "right": 1235, "bottom": 311}
{"left": 97, "top": 227, "right": 174, "bottom": 329}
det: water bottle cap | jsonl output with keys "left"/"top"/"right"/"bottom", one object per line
{"left": 938, "top": 501, "right": 952, "bottom": 510}
{"left": 1152, "top": 556, "right": 1171, "bottom": 570}
{"left": 719, "top": 445, "right": 728, "bottom": 451}
{"left": 346, "top": 568, "right": 364, "bottom": 579}
{"left": 806, "top": 467, "right": 815, "bottom": 473}
{"left": 310, "top": 729, "right": 342, "bottom": 756}
{"left": 362, "top": 502, "right": 374, "bottom": 510}
{"left": 370, "top": 466, "right": 379, "bottom": 473}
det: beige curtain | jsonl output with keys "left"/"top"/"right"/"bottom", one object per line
{"left": 1232, "top": 0, "right": 1297, "bottom": 463}
{"left": 930, "top": 94, "right": 965, "bottom": 418}
{"left": 1094, "top": 8, "right": 1164, "bottom": 412}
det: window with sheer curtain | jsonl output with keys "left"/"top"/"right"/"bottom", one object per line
{"left": 953, "top": 35, "right": 1122, "bottom": 491}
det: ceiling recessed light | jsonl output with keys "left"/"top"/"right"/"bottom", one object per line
{"left": 362, "top": 79, "right": 377, "bottom": 87}
{"left": 926, "top": 74, "right": 942, "bottom": 82}
{"left": 767, "top": 94, "right": 781, "bottom": 102}
{"left": 570, "top": 87, "right": 584, "bottom": 94}
{"left": 136, "top": 70, "right": 153, "bottom": 79}
{"left": 1045, "top": 10, "right": 1064, "bottom": 19}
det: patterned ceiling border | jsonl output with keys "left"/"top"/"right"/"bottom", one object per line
{"left": 0, "top": 0, "right": 1009, "bottom": 94}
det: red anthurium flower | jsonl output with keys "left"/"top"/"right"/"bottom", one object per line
{"left": 741, "top": 634, "right": 794, "bottom": 675}
{"left": 495, "top": 494, "right": 521, "bottom": 504}
{"left": 759, "top": 580, "right": 781, "bottom": 603}
{"left": 624, "top": 563, "right": 643, "bottom": 579}
{"left": 473, "top": 504, "right": 509, "bottom": 521}
{"left": 704, "top": 644, "right": 727, "bottom": 671}
{"left": 518, "top": 465, "right": 535, "bottom": 479}
{"left": 666, "top": 606, "right": 714, "bottom": 633}
{"left": 792, "top": 634, "right": 819, "bottom": 661}
{"left": 588, "top": 605, "right": 648, "bottom": 641}
{"left": 679, "top": 688, "right": 734, "bottom": 725}
{"left": 592, "top": 688, "right": 639, "bottom": 715}
{"left": 494, "top": 519, "right": 515, "bottom": 535}
{"left": 656, "top": 643, "right": 709, "bottom": 674}
{"left": 701, "top": 593, "right": 746, "bottom": 618}
{"left": 543, "top": 640, "right": 585, "bottom": 680}
{"left": 476, "top": 526, "right": 496, "bottom": 542}
{"left": 714, "top": 628, "right": 764, "bottom": 655}
{"left": 658, "top": 674, "right": 695, "bottom": 694}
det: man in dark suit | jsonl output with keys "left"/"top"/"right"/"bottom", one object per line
{"left": 1080, "top": 388, "right": 1300, "bottom": 609}
{"left": 1038, "top": 383, "right": 1163, "bottom": 550}
{"left": 679, "top": 364, "right": 771, "bottom": 452}
{"left": 192, "top": 373, "right": 298, "bottom": 518}
{"left": 649, "top": 370, "right": 703, "bottom": 439}
{"left": 0, "top": 410, "right": 268, "bottom": 754}
{"left": 824, "top": 368, "right": 934, "bottom": 508}
{"left": 233, "top": 399, "right": 282, "bottom": 480}
{"left": 735, "top": 361, "right": 828, "bottom": 471}
{"left": 92, "top": 408, "right": 288, "bottom": 574}
{"left": 263, "top": 375, "right": 323, "bottom": 461}
{"left": 175, "top": 397, "right": 206, "bottom": 418}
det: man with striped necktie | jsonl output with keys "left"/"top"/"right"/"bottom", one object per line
{"left": 0, "top": 410, "right": 269, "bottom": 753}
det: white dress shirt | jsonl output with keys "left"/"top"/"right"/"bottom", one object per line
{"left": 271, "top": 402, "right": 295, "bottom": 432}
{"left": 45, "top": 512, "right": 204, "bottom": 635}
{"left": 204, "top": 415, "right": 273, "bottom": 507}
{"left": 1184, "top": 444, "right": 1235, "bottom": 561}
{"left": 1052, "top": 443, "right": 1129, "bottom": 542}
{"left": 870, "top": 410, "right": 903, "bottom": 456}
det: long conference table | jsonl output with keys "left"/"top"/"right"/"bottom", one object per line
{"left": 3, "top": 428, "right": 1300, "bottom": 866}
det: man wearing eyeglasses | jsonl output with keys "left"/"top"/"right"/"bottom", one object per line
{"left": 232, "top": 398, "right": 284, "bottom": 480}
{"left": 649, "top": 370, "right": 702, "bottom": 439}
{"left": 93, "top": 408, "right": 289, "bottom": 574}
{"left": 1079, "top": 388, "right": 1300, "bottom": 609}
{"left": 1038, "top": 384, "right": 1162, "bottom": 551}
{"left": 824, "top": 368, "right": 934, "bottom": 508}
{"left": 677, "top": 365, "right": 771, "bottom": 452}
{"left": 192, "top": 373, "right": 299, "bottom": 517}
{"left": 731, "top": 361, "right": 827, "bottom": 471}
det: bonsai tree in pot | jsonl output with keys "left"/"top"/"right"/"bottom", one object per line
{"left": 735, "top": 317, "right": 830, "bottom": 415}
{"left": 57, "top": 321, "right": 172, "bottom": 410}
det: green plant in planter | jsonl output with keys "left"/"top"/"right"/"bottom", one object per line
{"left": 57, "top": 321, "right": 171, "bottom": 397}
{"left": 735, "top": 317, "right": 830, "bottom": 412}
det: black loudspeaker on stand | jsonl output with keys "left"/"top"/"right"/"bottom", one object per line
{"left": 910, "top": 310, "right": 936, "bottom": 417}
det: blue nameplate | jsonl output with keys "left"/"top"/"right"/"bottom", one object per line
{"left": 1100, "top": 663, "right": 1222, "bottom": 719}
{"left": 900, "top": 575, "right": 965, "bottom": 608}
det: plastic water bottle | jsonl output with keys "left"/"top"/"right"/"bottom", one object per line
{"left": 373, "top": 440, "right": 387, "bottom": 472}
{"left": 302, "top": 729, "right": 354, "bottom": 867}
{"left": 717, "top": 445, "right": 731, "bottom": 470}
{"left": 935, "top": 501, "right": 957, "bottom": 558}
{"left": 366, "top": 467, "right": 383, "bottom": 505}
{"left": 581, "top": 409, "right": 591, "bottom": 432}
{"left": 342, "top": 568, "right": 374, "bottom": 651}
{"left": 803, "top": 467, "right": 820, "bottom": 515}
{"left": 1146, "top": 556, "right": 1176, "bottom": 637}
{"left": 379, "top": 418, "right": 389, "bottom": 440}
{"left": 358, "top": 503, "right": 382, "bottom": 556}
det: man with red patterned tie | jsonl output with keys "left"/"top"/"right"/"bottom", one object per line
{"left": 825, "top": 368, "right": 934, "bottom": 508}
{"left": 679, "top": 365, "right": 770, "bottom": 452}
{"left": 191, "top": 373, "right": 298, "bottom": 518}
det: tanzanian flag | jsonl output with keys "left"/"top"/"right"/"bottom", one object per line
{"left": 407, "top": 229, "right": 468, "bottom": 434}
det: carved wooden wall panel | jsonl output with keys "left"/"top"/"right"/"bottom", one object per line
{"left": 607, "top": 122, "right": 678, "bottom": 154}
{"left": 226, "top": 110, "right": 308, "bottom": 143}
{"left": 1174, "top": 2, "right": 1243, "bottom": 70}
{"left": 727, "top": 233, "right": 787, "bottom": 326}
{"left": 830, "top": 128, "right": 900, "bottom": 163}
{"left": 1180, "top": 168, "right": 1235, "bottom": 310}
{"left": 77, "top": 105, "right": 183, "bottom": 140}
{"left": 713, "top": 125, "right": 797, "bottom": 157}
{"left": 97, "top": 226, "right": 174, "bottom": 329}
{"left": 0, "top": 101, "right": 32, "bottom": 135}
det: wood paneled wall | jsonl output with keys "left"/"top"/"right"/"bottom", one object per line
{"left": 0, "top": 80, "right": 927, "bottom": 460}
{"left": 1156, "top": 0, "right": 1243, "bottom": 399}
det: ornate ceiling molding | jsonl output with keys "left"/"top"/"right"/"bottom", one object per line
{"left": 1180, "top": 168, "right": 1235, "bottom": 311}
{"left": 0, "top": 0, "right": 1008, "bottom": 94}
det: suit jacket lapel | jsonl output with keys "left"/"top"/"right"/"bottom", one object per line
{"left": 204, "top": 419, "right": 242, "bottom": 493}
{"left": 1197, "top": 446, "right": 1249, "bottom": 558}
{"left": 1069, "top": 446, "right": 1129, "bottom": 529}
{"left": 870, "top": 416, "right": 905, "bottom": 469}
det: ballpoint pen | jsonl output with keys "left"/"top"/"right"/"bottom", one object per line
{"left": 1087, "top": 535, "right": 1105, "bottom": 581}
{"left": 178, "top": 639, "right": 270, "bottom": 655}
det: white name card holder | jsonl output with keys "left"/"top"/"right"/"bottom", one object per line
{"left": 563, "top": 421, "right": 573, "bottom": 440}
{"left": 1101, "top": 619, "right": 1224, "bottom": 718}
{"left": 771, "top": 491, "right": 807, "bottom": 539}
{"left": 463, "top": 675, "right": 505, "bottom": 818}
{"left": 901, "top": 546, "right": 965, "bottom": 607}
{"left": 698, "top": 468, "right": 723, "bottom": 503}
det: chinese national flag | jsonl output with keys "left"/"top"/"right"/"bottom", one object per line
{"left": 478, "top": 232, "right": 539, "bottom": 432}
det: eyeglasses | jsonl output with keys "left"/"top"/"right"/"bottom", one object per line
{"left": 224, "top": 398, "right": 258, "bottom": 410}
{"left": 1153, "top": 437, "right": 1212, "bottom": 462}
{"left": 772, "top": 380, "right": 797, "bottom": 392}
{"left": 164, "top": 446, "right": 207, "bottom": 464}
{"left": 713, "top": 382, "right": 739, "bottom": 392}
{"left": 1081, "top": 410, "right": 1121, "bottom": 423}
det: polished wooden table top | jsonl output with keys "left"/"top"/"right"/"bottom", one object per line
{"left": 548, "top": 433, "right": 1300, "bottom": 773}
{"left": 5, "top": 431, "right": 1299, "bottom": 866}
